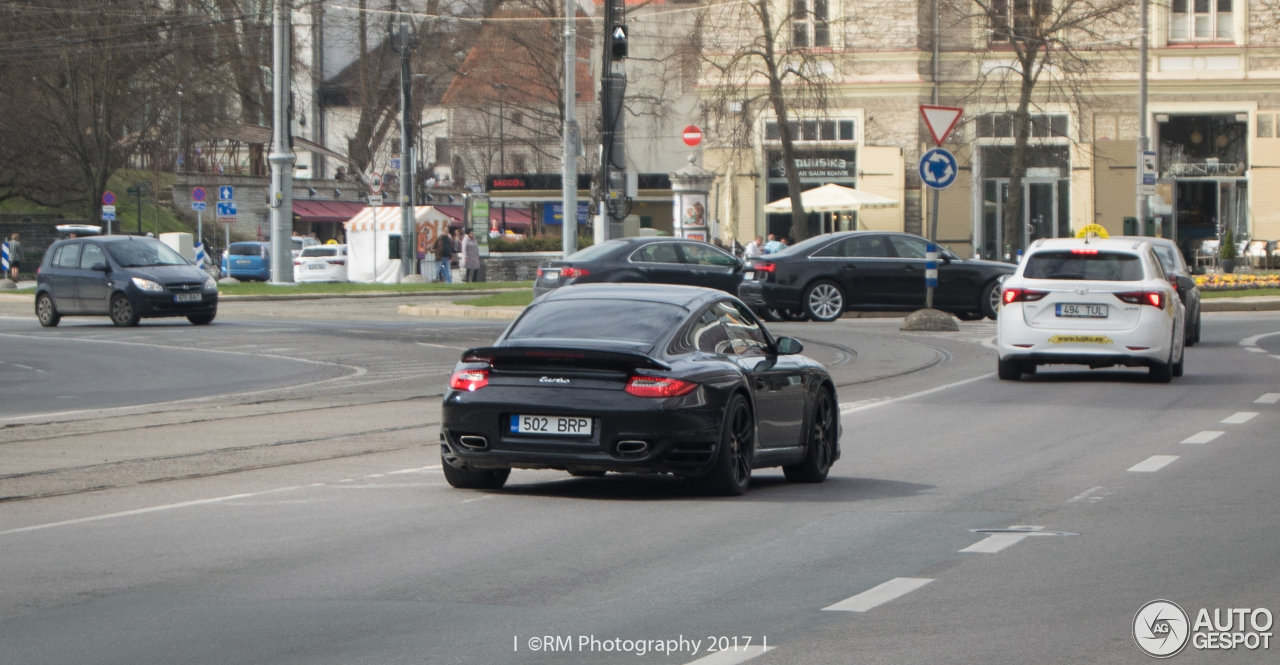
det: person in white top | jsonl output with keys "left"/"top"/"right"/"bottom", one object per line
{"left": 743, "top": 235, "right": 764, "bottom": 258}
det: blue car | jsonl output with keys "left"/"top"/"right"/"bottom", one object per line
{"left": 222, "top": 242, "right": 272, "bottom": 281}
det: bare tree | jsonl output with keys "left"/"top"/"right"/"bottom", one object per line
{"left": 959, "top": 0, "right": 1131, "bottom": 254}
{"left": 695, "top": 0, "right": 839, "bottom": 241}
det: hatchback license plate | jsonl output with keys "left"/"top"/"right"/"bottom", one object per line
{"left": 541, "top": 269, "right": 559, "bottom": 282}
{"left": 174, "top": 293, "right": 202, "bottom": 303}
{"left": 1056, "top": 303, "right": 1107, "bottom": 318}
{"left": 236, "top": 259, "right": 250, "bottom": 264}
{"left": 510, "top": 414, "right": 591, "bottom": 436}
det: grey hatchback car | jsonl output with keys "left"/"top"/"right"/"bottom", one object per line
{"left": 35, "top": 236, "right": 218, "bottom": 327}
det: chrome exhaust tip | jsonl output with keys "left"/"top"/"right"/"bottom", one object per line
{"left": 458, "top": 435, "right": 489, "bottom": 451}
{"left": 615, "top": 440, "right": 649, "bottom": 456}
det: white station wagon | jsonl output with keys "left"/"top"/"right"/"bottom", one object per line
{"left": 996, "top": 237, "right": 1186, "bottom": 382}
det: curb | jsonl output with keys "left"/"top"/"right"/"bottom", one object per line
{"left": 218, "top": 288, "right": 525, "bottom": 302}
{"left": 398, "top": 304, "right": 524, "bottom": 320}
{"left": 1201, "top": 296, "right": 1280, "bottom": 312}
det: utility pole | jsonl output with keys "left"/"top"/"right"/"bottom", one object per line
{"left": 599, "top": 0, "right": 627, "bottom": 245}
{"left": 398, "top": 11, "right": 421, "bottom": 280}
{"left": 268, "top": 0, "right": 296, "bottom": 284}
{"left": 561, "top": 0, "right": 578, "bottom": 255}
{"left": 1136, "top": 0, "right": 1149, "bottom": 237}
{"left": 926, "top": 0, "right": 940, "bottom": 310}
{"left": 492, "top": 83, "right": 509, "bottom": 173}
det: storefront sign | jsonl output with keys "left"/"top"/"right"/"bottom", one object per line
{"left": 767, "top": 150, "right": 858, "bottom": 181}
{"left": 542, "top": 202, "right": 590, "bottom": 226}
{"left": 673, "top": 192, "right": 708, "bottom": 240}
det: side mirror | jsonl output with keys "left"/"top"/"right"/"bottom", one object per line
{"left": 774, "top": 336, "right": 804, "bottom": 355}
{"left": 90, "top": 262, "right": 109, "bottom": 272}
{"left": 1177, "top": 274, "right": 1195, "bottom": 290}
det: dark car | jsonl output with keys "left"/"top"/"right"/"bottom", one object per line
{"left": 440, "top": 284, "right": 840, "bottom": 496}
{"left": 533, "top": 237, "right": 746, "bottom": 298}
{"left": 221, "top": 241, "right": 272, "bottom": 281}
{"left": 1113, "top": 236, "right": 1202, "bottom": 345}
{"left": 738, "top": 231, "right": 1016, "bottom": 322}
{"left": 35, "top": 236, "right": 218, "bottom": 327}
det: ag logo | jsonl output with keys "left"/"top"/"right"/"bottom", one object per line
{"left": 1135, "top": 600, "right": 1190, "bottom": 658}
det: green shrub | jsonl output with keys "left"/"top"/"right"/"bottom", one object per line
{"left": 1220, "top": 229, "right": 1236, "bottom": 260}
{"left": 489, "top": 235, "right": 594, "bottom": 253}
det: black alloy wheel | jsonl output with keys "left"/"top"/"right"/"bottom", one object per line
{"left": 803, "top": 281, "right": 844, "bottom": 323}
{"left": 981, "top": 280, "right": 1002, "bottom": 320}
{"left": 109, "top": 294, "right": 140, "bottom": 327}
{"left": 784, "top": 389, "right": 836, "bottom": 483}
{"left": 1149, "top": 332, "right": 1176, "bottom": 383}
{"left": 440, "top": 447, "right": 511, "bottom": 490}
{"left": 1187, "top": 312, "right": 1201, "bottom": 346}
{"left": 35, "top": 294, "right": 60, "bottom": 327}
{"left": 702, "top": 394, "right": 754, "bottom": 496}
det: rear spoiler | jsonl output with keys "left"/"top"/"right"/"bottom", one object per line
{"left": 461, "top": 346, "right": 671, "bottom": 372}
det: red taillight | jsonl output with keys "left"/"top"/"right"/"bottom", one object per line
{"left": 625, "top": 375, "right": 698, "bottom": 398}
{"left": 561, "top": 267, "right": 590, "bottom": 279}
{"left": 293, "top": 259, "right": 303, "bottom": 265}
{"left": 536, "top": 268, "right": 544, "bottom": 278}
{"left": 449, "top": 369, "right": 489, "bottom": 392}
{"left": 328, "top": 258, "right": 345, "bottom": 265}
{"left": 752, "top": 262, "right": 776, "bottom": 273}
{"left": 1070, "top": 249, "right": 1099, "bottom": 255}
{"left": 1114, "top": 291, "right": 1164, "bottom": 308}
{"left": 1002, "top": 288, "right": 1048, "bottom": 304}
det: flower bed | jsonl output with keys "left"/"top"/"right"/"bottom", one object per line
{"left": 1194, "top": 272, "right": 1280, "bottom": 291}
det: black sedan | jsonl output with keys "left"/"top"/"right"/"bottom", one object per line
{"left": 35, "top": 235, "right": 218, "bottom": 327}
{"left": 738, "top": 231, "right": 1015, "bottom": 322}
{"left": 533, "top": 237, "right": 746, "bottom": 297}
{"left": 440, "top": 284, "right": 840, "bottom": 496}
{"left": 1114, "top": 235, "right": 1202, "bottom": 345}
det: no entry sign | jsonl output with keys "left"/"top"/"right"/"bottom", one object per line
{"left": 682, "top": 125, "right": 702, "bottom": 147}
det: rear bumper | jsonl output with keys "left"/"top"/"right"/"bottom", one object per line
{"left": 998, "top": 317, "right": 1174, "bottom": 366}
{"left": 441, "top": 386, "right": 724, "bottom": 474}
{"left": 737, "top": 279, "right": 802, "bottom": 310}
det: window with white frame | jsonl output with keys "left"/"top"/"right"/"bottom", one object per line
{"left": 791, "top": 0, "right": 829, "bottom": 48}
{"left": 1170, "top": 0, "right": 1233, "bottom": 42}
{"left": 988, "top": 0, "right": 1052, "bottom": 43}
{"left": 765, "top": 118, "right": 855, "bottom": 142}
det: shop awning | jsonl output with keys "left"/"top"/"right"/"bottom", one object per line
{"left": 293, "top": 200, "right": 368, "bottom": 223}
{"left": 433, "top": 205, "right": 534, "bottom": 229}
{"left": 764, "top": 183, "right": 899, "bottom": 213}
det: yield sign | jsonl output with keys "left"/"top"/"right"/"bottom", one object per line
{"left": 919, "top": 105, "right": 964, "bottom": 146}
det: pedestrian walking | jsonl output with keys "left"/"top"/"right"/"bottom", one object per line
{"left": 743, "top": 235, "right": 763, "bottom": 258}
{"left": 461, "top": 228, "right": 480, "bottom": 283}
{"left": 7, "top": 234, "right": 20, "bottom": 280}
{"left": 436, "top": 228, "right": 454, "bottom": 283}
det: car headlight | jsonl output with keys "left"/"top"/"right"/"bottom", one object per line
{"left": 131, "top": 277, "right": 164, "bottom": 292}
{"left": 203, "top": 276, "right": 217, "bottom": 291}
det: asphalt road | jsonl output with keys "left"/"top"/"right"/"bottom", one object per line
{"left": 1, "top": 302, "right": 1278, "bottom": 664}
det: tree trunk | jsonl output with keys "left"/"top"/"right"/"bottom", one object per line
{"left": 1002, "top": 50, "right": 1040, "bottom": 261}
{"left": 757, "top": 0, "right": 809, "bottom": 241}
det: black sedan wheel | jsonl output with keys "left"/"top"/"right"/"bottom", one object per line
{"left": 1187, "top": 311, "right": 1201, "bottom": 346}
{"left": 441, "top": 447, "right": 511, "bottom": 490}
{"left": 981, "top": 280, "right": 1001, "bottom": 320}
{"left": 110, "top": 294, "right": 140, "bottom": 327}
{"left": 35, "top": 294, "right": 60, "bottom": 328}
{"left": 702, "top": 394, "right": 754, "bottom": 496}
{"left": 784, "top": 390, "right": 836, "bottom": 483}
{"left": 803, "top": 281, "right": 844, "bottom": 322}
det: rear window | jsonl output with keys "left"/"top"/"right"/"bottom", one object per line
{"left": 1024, "top": 251, "right": 1144, "bottom": 281}
{"left": 508, "top": 299, "right": 686, "bottom": 344}
{"left": 300, "top": 247, "right": 337, "bottom": 257}
{"left": 229, "top": 243, "right": 263, "bottom": 257}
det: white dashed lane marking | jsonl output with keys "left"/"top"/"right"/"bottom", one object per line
{"left": 1255, "top": 393, "right": 1280, "bottom": 404}
{"left": 822, "top": 577, "right": 934, "bottom": 612}
{"left": 961, "top": 533, "right": 1031, "bottom": 553}
{"left": 1068, "top": 486, "right": 1105, "bottom": 503}
{"left": 683, "top": 645, "right": 773, "bottom": 665}
{"left": 1181, "top": 431, "right": 1224, "bottom": 444}
{"left": 1128, "top": 455, "right": 1180, "bottom": 473}
{"left": 1222, "top": 412, "right": 1259, "bottom": 424}
{"left": 1246, "top": 347, "right": 1266, "bottom": 353}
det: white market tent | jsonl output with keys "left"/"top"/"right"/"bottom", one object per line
{"left": 764, "top": 183, "right": 899, "bottom": 213}
{"left": 344, "top": 206, "right": 453, "bottom": 283}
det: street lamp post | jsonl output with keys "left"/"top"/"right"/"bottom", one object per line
{"left": 1136, "top": 0, "right": 1149, "bottom": 237}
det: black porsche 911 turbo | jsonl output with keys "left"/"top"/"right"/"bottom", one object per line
{"left": 440, "top": 284, "right": 840, "bottom": 496}
{"left": 737, "top": 231, "right": 1016, "bottom": 322}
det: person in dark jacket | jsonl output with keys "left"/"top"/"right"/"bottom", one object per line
{"left": 436, "top": 229, "right": 454, "bottom": 283}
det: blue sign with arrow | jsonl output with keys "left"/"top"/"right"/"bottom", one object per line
{"left": 219, "top": 185, "right": 235, "bottom": 201}
{"left": 919, "top": 147, "right": 958, "bottom": 190}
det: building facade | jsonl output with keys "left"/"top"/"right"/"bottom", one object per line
{"left": 697, "top": 0, "right": 1280, "bottom": 261}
